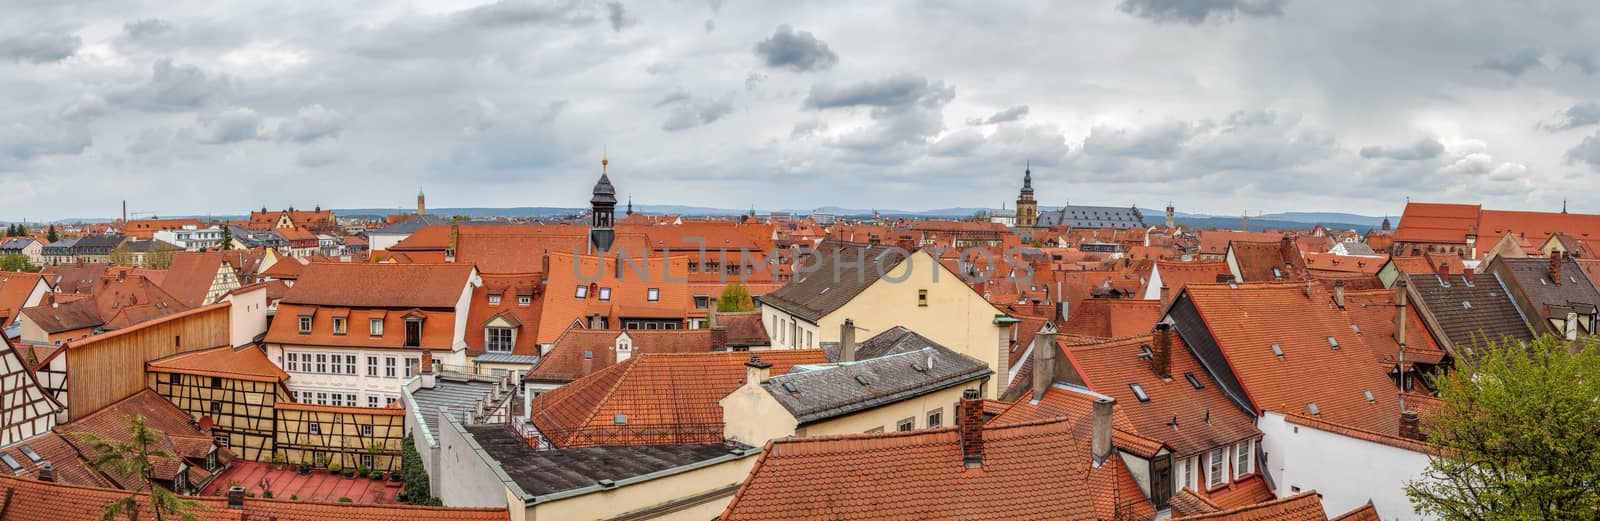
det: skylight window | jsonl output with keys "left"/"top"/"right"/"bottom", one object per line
{"left": 1138, "top": 344, "right": 1153, "bottom": 360}
{"left": 1327, "top": 336, "right": 1340, "bottom": 349}
{"left": 855, "top": 375, "right": 870, "bottom": 386}
{"left": 1270, "top": 344, "right": 1284, "bottom": 358}
{"left": 0, "top": 454, "right": 18, "bottom": 473}
{"left": 1130, "top": 384, "right": 1150, "bottom": 402}
{"left": 1306, "top": 403, "right": 1321, "bottom": 416}
{"left": 782, "top": 382, "right": 798, "bottom": 393}
{"left": 1184, "top": 372, "right": 1204, "bottom": 389}
{"left": 1350, "top": 324, "right": 1361, "bottom": 334}
{"left": 1363, "top": 390, "right": 1376, "bottom": 403}
{"left": 1462, "top": 301, "right": 1473, "bottom": 310}
{"left": 17, "top": 446, "right": 39, "bottom": 463}
{"left": 614, "top": 414, "right": 628, "bottom": 425}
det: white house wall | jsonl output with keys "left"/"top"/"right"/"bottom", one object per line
{"left": 1258, "top": 412, "right": 1431, "bottom": 521}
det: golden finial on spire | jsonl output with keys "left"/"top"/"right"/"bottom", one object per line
{"left": 602, "top": 146, "right": 609, "bottom": 174}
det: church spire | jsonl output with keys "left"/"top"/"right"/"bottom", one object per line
{"left": 1020, "top": 160, "right": 1034, "bottom": 195}
{"left": 627, "top": 195, "right": 633, "bottom": 216}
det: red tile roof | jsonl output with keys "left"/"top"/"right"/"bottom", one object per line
{"left": 990, "top": 382, "right": 1167, "bottom": 459}
{"left": 147, "top": 345, "right": 289, "bottom": 383}
{"left": 56, "top": 389, "right": 216, "bottom": 488}
{"left": 1180, "top": 283, "right": 1405, "bottom": 435}
{"left": 1227, "top": 240, "right": 1307, "bottom": 282}
{"left": 1331, "top": 502, "right": 1383, "bottom": 521}
{"left": 1303, "top": 252, "right": 1385, "bottom": 275}
{"left": 526, "top": 328, "right": 720, "bottom": 382}
{"left": 720, "top": 416, "right": 1155, "bottom": 521}
{"left": 463, "top": 273, "right": 543, "bottom": 357}
{"left": 42, "top": 262, "right": 112, "bottom": 294}
{"left": 713, "top": 310, "right": 769, "bottom": 346}
{"left": 280, "top": 263, "right": 475, "bottom": 309}
{"left": 1340, "top": 289, "right": 1447, "bottom": 365}
{"left": 535, "top": 251, "right": 691, "bottom": 344}
{"left": 529, "top": 350, "right": 825, "bottom": 448}
{"left": 1283, "top": 412, "right": 1434, "bottom": 454}
{"left": 0, "top": 473, "right": 509, "bottom": 521}
{"left": 1170, "top": 490, "right": 1329, "bottom": 521}
{"left": 160, "top": 252, "right": 233, "bottom": 307}
{"left": 266, "top": 303, "right": 456, "bottom": 350}
{"left": 0, "top": 271, "right": 46, "bottom": 327}
{"left": 1062, "top": 298, "right": 1161, "bottom": 338}
{"left": 1061, "top": 335, "right": 1261, "bottom": 458}
{"left": 1391, "top": 202, "right": 1481, "bottom": 245}
{"left": 1145, "top": 261, "right": 1233, "bottom": 296}
{"left": 1198, "top": 231, "right": 1283, "bottom": 256}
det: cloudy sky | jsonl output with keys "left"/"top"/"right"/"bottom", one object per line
{"left": 4, "top": 0, "right": 1600, "bottom": 221}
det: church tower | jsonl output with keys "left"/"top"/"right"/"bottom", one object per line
{"left": 1165, "top": 202, "right": 1175, "bottom": 230}
{"left": 590, "top": 156, "right": 618, "bottom": 253}
{"left": 1016, "top": 163, "right": 1038, "bottom": 229}
{"left": 417, "top": 189, "right": 426, "bottom": 216}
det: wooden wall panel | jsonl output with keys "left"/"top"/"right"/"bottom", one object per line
{"left": 66, "top": 304, "right": 231, "bottom": 420}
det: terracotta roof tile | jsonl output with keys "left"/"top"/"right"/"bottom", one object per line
{"left": 1061, "top": 298, "right": 1161, "bottom": 338}
{"left": 714, "top": 311, "right": 770, "bottom": 346}
{"left": 1340, "top": 289, "right": 1447, "bottom": 365}
{"left": 527, "top": 328, "right": 720, "bottom": 382}
{"left": 1227, "top": 240, "right": 1307, "bottom": 282}
{"left": 1170, "top": 490, "right": 1329, "bottom": 521}
{"left": 160, "top": 252, "right": 234, "bottom": 307}
{"left": 1331, "top": 502, "right": 1383, "bottom": 521}
{"left": 1170, "top": 488, "right": 1222, "bottom": 517}
{"left": 1391, "top": 202, "right": 1481, "bottom": 245}
{"left": 56, "top": 389, "right": 215, "bottom": 488}
{"left": 535, "top": 251, "right": 691, "bottom": 344}
{"left": 1198, "top": 231, "right": 1283, "bottom": 256}
{"left": 530, "top": 350, "right": 825, "bottom": 448}
{"left": 280, "top": 263, "right": 475, "bottom": 309}
{"left": 41, "top": 263, "right": 112, "bottom": 294}
{"left": 990, "top": 382, "right": 1167, "bottom": 458}
{"left": 1145, "top": 261, "right": 1233, "bottom": 296}
{"left": 267, "top": 303, "right": 454, "bottom": 349}
{"left": 463, "top": 273, "right": 543, "bottom": 357}
{"left": 147, "top": 345, "right": 289, "bottom": 383}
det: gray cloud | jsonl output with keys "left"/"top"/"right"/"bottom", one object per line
{"left": 1082, "top": 120, "right": 1194, "bottom": 160}
{"left": 1565, "top": 130, "right": 1600, "bottom": 171}
{"left": 1478, "top": 48, "right": 1544, "bottom": 77}
{"left": 1117, "top": 0, "right": 1286, "bottom": 24}
{"left": 453, "top": 0, "right": 594, "bottom": 29}
{"left": 0, "top": 122, "right": 90, "bottom": 161}
{"left": 275, "top": 104, "right": 344, "bottom": 143}
{"left": 124, "top": 19, "right": 177, "bottom": 40}
{"left": 754, "top": 25, "right": 838, "bottom": 72}
{"left": 57, "top": 94, "right": 108, "bottom": 122}
{"left": 0, "top": 31, "right": 81, "bottom": 64}
{"left": 196, "top": 107, "right": 263, "bottom": 144}
{"left": 111, "top": 59, "right": 228, "bottom": 112}
{"left": 657, "top": 92, "right": 734, "bottom": 131}
{"left": 803, "top": 74, "right": 953, "bottom": 110}
{"left": 1359, "top": 138, "right": 1444, "bottom": 160}
{"left": 966, "top": 105, "right": 1029, "bottom": 126}
{"left": 1540, "top": 103, "right": 1600, "bottom": 132}
{"left": 607, "top": 2, "right": 635, "bottom": 32}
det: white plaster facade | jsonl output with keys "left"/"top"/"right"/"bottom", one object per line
{"left": 1258, "top": 412, "right": 1431, "bottom": 521}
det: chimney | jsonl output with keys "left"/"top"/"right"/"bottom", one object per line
{"left": 959, "top": 389, "right": 985, "bottom": 468}
{"left": 227, "top": 485, "right": 246, "bottom": 510}
{"left": 1031, "top": 299, "right": 1041, "bottom": 315}
{"left": 1398, "top": 410, "right": 1424, "bottom": 441}
{"left": 447, "top": 222, "right": 459, "bottom": 263}
{"left": 839, "top": 319, "right": 857, "bottom": 363}
{"left": 1152, "top": 323, "right": 1173, "bottom": 379}
{"left": 36, "top": 461, "right": 53, "bottom": 482}
{"left": 1159, "top": 284, "right": 1171, "bottom": 310}
{"left": 1091, "top": 397, "right": 1114, "bottom": 467}
{"left": 1280, "top": 235, "right": 1298, "bottom": 263}
{"left": 420, "top": 350, "right": 437, "bottom": 388}
{"left": 1215, "top": 273, "right": 1235, "bottom": 283}
{"left": 1333, "top": 280, "right": 1346, "bottom": 310}
{"left": 745, "top": 355, "right": 772, "bottom": 385}
{"left": 1394, "top": 278, "right": 1409, "bottom": 353}
{"left": 710, "top": 327, "right": 729, "bottom": 351}
{"left": 707, "top": 300, "right": 719, "bottom": 329}
{"left": 1057, "top": 296, "right": 1070, "bottom": 323}
{"left": 1550, "top": 251, "right": 1563, "bottom": 285}
{"left": 1031, "top": 325, "right": 1057, "bottom": 401}
{"left": 1437, "top": 261, "right": 1451, "bottom": 279}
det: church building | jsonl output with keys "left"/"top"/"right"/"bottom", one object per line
{"left": 1013, "top": 165, "right": 1146, "bottom": 232}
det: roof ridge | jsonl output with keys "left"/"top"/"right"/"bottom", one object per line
{"left": 1172, "top": 490, "right": 1322, "bottom": 521}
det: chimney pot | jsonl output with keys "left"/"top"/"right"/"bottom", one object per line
{"left": 959, "top": 389, "right": 985, "bottom": 468}
{"left": 1399, "top": 410, "right": 1424, "bottom": 441}
{"left": 1159, "top": 284, "right": 1171, "bottom": 310}
{"left": 1550, "top": 251, "right": 1564, "bottom": 285}
{"left": 839, "top": 319, "right": 857, "bottom": 363}
{"left": 36, "top": 461, "right": 53, "bottom": 482}
{"left": 227, "top": 485, "right": 246, "bottom": 510}
{"left": 744, "top": 355, "right": 772, "bottom": 384}
{"left": 1031, "top": 325, "right": 1057, "bottom": 401}
{"left": 1091, "top": 397, "right": 1114, "bottom": 467}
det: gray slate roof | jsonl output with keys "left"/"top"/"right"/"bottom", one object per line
{"left": 765, "top": 342, "right": 991, "bottom": 425}
{"left": 757, "top": 241, "right": 907, "bottom": 323}
{"left": 1036, "top": 205, "right": 1146, "bottom": 229}
{"left": 1334, "top": 242, "right": 1378, "bottom": 256}
{"left": 1409, "top": 272, "right": 1535, "bottom": 354}
{"left": 409, "top": 375, "right": 498, "bottom": 438}
{"left": 369, "top": 215, "right": 453, "bottom": 235}
{"left": 466, "top": 424, "right": 749, "bottom": 498}
{"left": 1494, "top": 257, "right": 1600, "bottom": 321}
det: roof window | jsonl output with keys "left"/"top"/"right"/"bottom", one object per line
{"left": 1130, "top": 383, "right": 1150, "bottom": 402}
{"left": 1138, "top": 344, "right": 1153, "bottom": 360}
{"left": 613, "top": 414, "right": 628, "bottom": 425}
{"left": 782, "top": 382, "right": 799, "bottom": 393}
{"left": 1327, "top": 336, "right": 1340, "bottom": 349}
{"left": 854, "top": 375, "right": 870, "bottom": 386}
{"left": 1462, "top": 301, "right": 1473, "bottom": 310}
{"left": 17, "top": 446, "right": 39, "bottom": 463}
{"left": 1306, "top": 402, "right": 1321, "bottom": 416}
{"left": 1363, "top": 390, "right": 1376, "bottom": 403}
{"left": 1270, "top": 344, "right": 1284, "bottom": 358}
{"left": 1350, "top": 324, "right": 1361, "bottom": 335}
{"left": 1184, "top": 372, "right": 1204, "bottom": 389}
{"left": 0, "top": 454, "right": 18, "bottom": 473}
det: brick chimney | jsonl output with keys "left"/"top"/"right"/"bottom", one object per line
{"left": 745, "top": 355, "right": 771, "bottom": 385}
{"left": 1550, "top": 251, "right": 1564, "bottom": 285}
{"left": 1215, "top": 274, "right": 1235, "bottom": 283}
{"left": 36, "top": 461, "right": 53, "bottom": 482}
{"left": 420, "top": 350, "right": 437, "bottom": 388}
{"left": 1437, "top": 261, "right": 1451, "bottom": 279}
{"left": 1091, "top": 397, "right": 1114, "bottom": 467}
{"left": 227, "top": 485, "right": 246, "bottom": 510}
{"left": 1159, "top": 284, "right": 1171, "bottom": 310}
{"left": 839, "top": 318, "right": 857, "bottom": 363}
{"left": 1333, "top": 280, "right": 1346, "bottom": 310}
{"left": 710, "top": 327, "right": 728, "bottom": 351}
{"left": 1280, "top": 235, "right": 1298, "bottom": 264}
{"left": 1399, "top": 410, "right": 1424, "bottom": 441}
{"left": 960, "top": 389, "right": 985, "bottom": 468}
{"left": 1152, "top": 323, "right": 1173, "bottom": 380}
{"left": 707, "top": 300, "right": 719, "bottom": 329}
{"left": 1031, "top": 324, "right": 1057, "bottom": 401}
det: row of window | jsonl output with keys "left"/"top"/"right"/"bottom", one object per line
{"left": 284, "top": 352, "right": 418, "bottom": 379}
{"left": 291, "top": 390, "right": 398, "bottom": 410}
{"left": 486, "top": 295, "right": 533, "bottom": 307}
{"left": 1176, "top": 439, "right": 1256, "bottom": 493}
{"left": 687, "top": 262, "right": 754, "bottom": 275}
{"left": 297, "top": 316, "right": 424, "bottom": 347}
{"left": 770, "top": 316, "right": 815, "bottom": 348}
{"left": 871, "top": 408, "right": 945, "bottom": 433}
{"left": 575, "top": 285, "right": 660, "bottom": 302}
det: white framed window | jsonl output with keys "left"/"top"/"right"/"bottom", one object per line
{"left": 314, "top": 354, "right": 327, "bottom": 374}
{"left": 806, "top": 330, "right": 814, "bottom": 348}
{"left": 346, "top": 393, "right": 357, "bottom": 406}
{"left": 1235, "top": 439, "right": 1254, "bottom": 477}
{"left": 286, "top": 353, "right": 299, "bottom": 372}
{"left": 298, "top": 316, "right": 312, "bottom": 333}
{"left": 1208, "top": 448, "right": 1226, "bottom": 488}
{"left": 486, "top": 327, "right": 514, "bottom": 353}
{"left": 308, "top": 423, "right": 321, "bottom": 435}
{"left": 344, "top": 355, "right": 357, "bottom": 375}
{"left": 1178, "top": 457, "right": 1193, "bottom": 491}
{"left": 488, "top": 295, "right": 501, "bottom": 306}
{"left": 368, "top": 396, "right": 379, "bottom": 408}
{"left": 575, "top": 285, "right": 588, "bottom": 299}
{"left": 332, "top": 317, "right": 347, "bottom": 335}
{"left": 927, "top": 409, "right": 942, "bottom": 428}
{"left": 384, "top": 356, "right": 397, "bottom": 378}
{"left": 404, "top": 356, "right": 418, "bottom": 377}
{"left": 369, "top": 318, "right": 383, "bottom": 336}
{"left": 316, "top": 392, "right": 328, "bottom": 405}
{"left": 897, "top": 418, "right": 914, "bottom": 432}
{"left": 367, "top": 356, "right": 378, "bottom": 377}
{"left": 518, "top": 295, "right": 531, "bottom": 306}
{"left": 385, "top": 397, "right": 397, "bottom": 406}
{"left": 361, "top": 425, "right": 374, "bottom": 437}
{"left": 598, "top": 288, "right": 611, "bottom": 301}
{"left": 360, "top": 453, "right": 374, "bottom": 469}
{"left": 647, "top": 288, "right": 659, "bottom": 302}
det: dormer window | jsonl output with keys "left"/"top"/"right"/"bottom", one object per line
{"left": 488, "top": 295, "right": 502, "bottom": 306}
{"left": 404, "top": 318, "right": 422, "bottom": 348}
{"left": 298, "top": 316, "right": 312, "bottom": 334}
{"left": 486, "top": 327, "right": 513, "bottom": 353}
{"left": 369, "top": 318, "right": 383, "bottom": 336}
{"left": 332, "top": 318, "right": 347, "bottom": 335}
{"left": 518, "top": 296, "right": 532, "bottom": 306}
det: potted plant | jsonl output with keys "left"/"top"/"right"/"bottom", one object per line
{"left": 327, "top": 460, "right": 342, "bottom": 477}
{"left": 356, "top": 464, "right": 370, "bottom": 479}
{"left": 344, "top": 467, "right": 357, "bottom": 479}
{"left": 369, "top": 470, "right": 384, "bottom": 480}
{"left": 297, "top": 458, "right": 311, "bottom": 475}
{"left": 271, "top": 453, "right": 287, "bottom": 470}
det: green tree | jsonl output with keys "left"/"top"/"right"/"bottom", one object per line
{"left": 144, "top": 242, "right": 179, "bottom": 269}
{"left": 16, "top": 223, "right": 28, "bottom": 237}
{"left": 0, "top": 254, "right": 37, "bottom": 272}
{"left": 718, "top": 282, "right": 755, "bottom": 312}
{"left": 217, "top": 225, "right": 233, "bottom": 251}
{"left": 399, "top": 434, "right": 440, "bottom": 506}
{"left": 1405, "top": 335, "right": 1600, "bottom": 520}
{"left": 74, "top": 415, "right": 206, "bottom": 521}
{"left": 46, "top": 225, "right": 59, "bottom": 243}
{"left": 5, "top": 224, "right": 16, "bottom": 237}
{"left": 109, "top": 244, "right": 135, "bottom": 267}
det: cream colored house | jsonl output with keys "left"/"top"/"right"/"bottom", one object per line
{"left": 720, "top": 328, "right": 991, "bottom": 446}
{"left": 756, "top": 241, "right": 1015, "bottom": 396}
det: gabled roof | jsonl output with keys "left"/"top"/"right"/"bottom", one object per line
{"left": 526, "top": 328, "right": 719, "bottom": 382}
{"left": 1170, "top": 490, "right": 1331, "bottom": 521}
{"left": 1145, "top": 260, "right": 1232, "bottom": 296}
{"left": 464, "top": 273, "right": 543, "bottom": 357}
{"left": 720, "top": 415, "right": 1154, "bottom": 520}
{"left": 147, "top": 345, "right": 289, "bottom": 383}
{"left": 281, "top": 263, "right": 475, "bottom": 308}
{"left": 0, "top": 271, "right": 47, "bottom": 327}
{"left": 1493, "top": 256, "right": 1600, "bottom": 318}
{"left": 534, "top": 251, "right": 691, "bottom": 344}
{"left": 1227, "top": 240, "right": 1306, "bottom": 282}
{"left": 529, "top": 350, "right": 825, "bottom": 448}
{"left": 990, "top": 382, "right": 1167, "bottom": 459}
{"left": 1406, "top": 272, "right": 1535, "bottom": 355}
{"left": 42, "top": 263, "right": 111, "bottom": 294}
{"left": 21, "top": 297, "right": 104, "bottom": 334}
{"left": 159, "top": 252, "right": 232, "bottom": 307}
{"left": 757, "top": 241, "right": 909, "bottom": 323}
{"left": 1340, "top": 289, "right": 1447, "bottom": 365}
{"left": 763, "top": 345, "right": 992, "bottom": 424}
{"left": 1175, "top": 282, "right": 1406, "bottom": 435}
{"left": 1062, "top": 298, "right": 1161, "bottom": 338}
{"left": 1198, "top": 231, "right": 1283, "bottom": 256}
{"left": 0, "top": 335, "right": 61, "bottom": 443}
{"left": 1390, "top": 202, "right": 1480, "bottom": 245}
{"left": 714, "top": 311, "right": 770, "bottom": 346}
{"left": 56, "top": 389, "right": 216, "bottom": 488}
{"left": 1062, "top": 335, "right": 1261, "bottom": 457}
